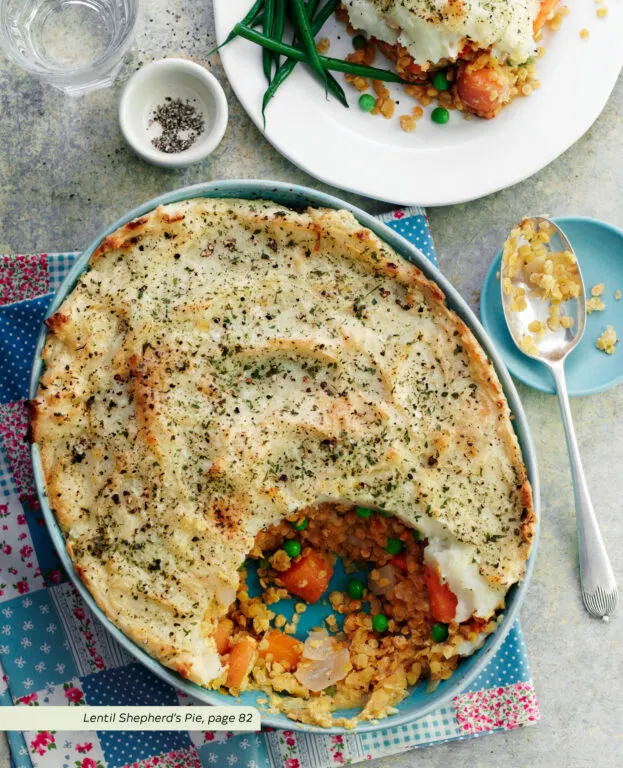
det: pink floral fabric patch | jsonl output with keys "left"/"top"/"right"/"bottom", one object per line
{"left": 0, "top": 496, "right": 44, "bottom": 600}
{"left": 0, "top": 254, "right": 49, "bottom": 306}
{"left": 29, "top": 730, "right": 57, "bottom": 757}
{"left": 0, "top": 400, "right": 35, "bottom": 499}
{"left": 329, "top": 734, "right": 348, "bottom": 765}
{"left": 454, "top": 681, "right": 540, "bottom": 734}
{"left": 121, "top": 746, "right": 202, "bottom": 768}
{"left": 277, "top": 729, "right": 301, "bottom": 768}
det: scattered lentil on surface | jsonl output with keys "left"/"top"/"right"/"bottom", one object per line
{"left": 596, "top": 325, "right": 618, "bottom": 354}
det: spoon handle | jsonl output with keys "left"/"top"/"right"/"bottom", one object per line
{"left": 550, "top": 361, "right": 618, "bottom": 620}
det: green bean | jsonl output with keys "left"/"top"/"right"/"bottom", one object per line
{"left": 286, "top": 0, "right": 318, "bottom": 48}
{"left": 262, "top": 59, "right": 347, "bottom": 125}
{"left": 207, "top": 0, "right": 264, "bottom": 57}
{"left": 262, "top": 64, "right": 294, "bottom": 123}
{"left": 285, "top": 0, "right": 331, "bottom": 48}
{"left": 311, "top": 0, "right": 341, "bottom": 30}
{"left": 322, "top": 72, "right": 348, "bottom": 104}
{"left": 312, "top": 0, "right": 339, "bottom": 23}
{"left": 234, "top": 23, "right": 410, "bottom": 84}
{"left": 290, "top": 0, "right": 328, "bottom": 94}
{"left": 272, "top": 0, "right": 287, "bottom": 71}
{"left": 320, "top": 55, "right": 408, "bottom": 83}
{"left": 263, "top": 0, "right": 276, "bottom": 82}
{"left": 261, "top": 0, "right": 345, "bottom": 123}
{"left": 306, "top": 0, "right": 320, "bottom": 20}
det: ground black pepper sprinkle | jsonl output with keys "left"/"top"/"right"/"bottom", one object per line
{"left": 150, "top": 96, "right": 205, "bottom": 153}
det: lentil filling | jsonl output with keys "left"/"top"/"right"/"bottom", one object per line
{"left": 211, "top": 503, "right": 497, "bottom": 727}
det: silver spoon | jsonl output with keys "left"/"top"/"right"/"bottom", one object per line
{"left": 500, "top": 216, "right": 618, "bottom": 621}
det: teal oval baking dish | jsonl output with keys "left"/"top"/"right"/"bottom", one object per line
{"left": 29, "top": 180, "right": 540, "bottom": 734}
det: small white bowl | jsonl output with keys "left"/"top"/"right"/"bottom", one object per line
{"left": 119, "top": 58, "right": 228, "bottom": 168}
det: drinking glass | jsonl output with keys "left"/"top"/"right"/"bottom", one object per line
{"left": 0, "top": 0, "right": 139, "bottom": 95}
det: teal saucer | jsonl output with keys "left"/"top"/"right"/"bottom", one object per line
{"left": 481, "top": 217, "right": 623, "bottom": 396}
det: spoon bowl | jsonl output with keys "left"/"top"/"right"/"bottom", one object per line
{"left": 501, "top": 216, "right": 586, "bottom": 363}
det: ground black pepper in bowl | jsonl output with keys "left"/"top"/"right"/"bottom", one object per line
{"left": 150, "top": 97, "right": 206, "bottom": 154}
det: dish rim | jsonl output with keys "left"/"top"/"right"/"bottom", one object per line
{"left": 28, "top": 179, "right": 540, "bottom": 734}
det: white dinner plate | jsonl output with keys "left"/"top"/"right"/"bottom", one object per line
{"left": 214, "top": 1, "right": 622, "bottom": 206}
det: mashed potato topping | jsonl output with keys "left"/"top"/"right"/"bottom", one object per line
{"left": 343, "top": 0, "right": 541, "bottom": 66}
{"left": 423, "top": 538, "right": 506, "bottom": 622}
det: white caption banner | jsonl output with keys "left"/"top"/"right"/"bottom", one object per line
{"left": 0, "top": 706, "right": 261, "bottom": 731}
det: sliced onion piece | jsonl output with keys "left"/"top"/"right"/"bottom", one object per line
{"left": 302, "top": 628, "right": 334, "bottom": 660}
{"left": 368, "top": 564, "right": 398, "bottom": 596}
{"left": 215, "top": 581, "right": 236, "bottom": 609}
{"left": 294, "top": 646, "right": 352, "bottom": 692}
{"left": 295, "top": 628, "right": 352, "bottom": 692}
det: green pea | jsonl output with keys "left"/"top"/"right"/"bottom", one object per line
{"left": 432, "top": 71, "right": 450, "bottom": 91}
{"left": 355, "top": 506, "right": 372, "bottom": 519}
{"left": 431, "top": 622, "right": 448, "bottom": 642}
{"left": 431, "top": 107, "right": 450, "bottom": 124}
{"left": 283, "top": 539, "right": 301, "bottom": 558}
{"left": 412, "top": 529, "right": 422, "bottom": 542}
{"left": 325, "top": 685, "right": 337, "bottom": 696}
{"left": 359, "top": 94, "right": 376, "bottom": 112}
{"left": 372, "top": 613, "right": 389, "bottom": 632}
{"left": 347, "top": 578, "right": 365, "bottom": 600}
{"left": 352, "top": 34, "right": 366, "bottom": 50}
{"left": 385, "top": 537, "right": 404, "bottom": 555}
{"left": 292, "top": 517, "right": 309, "bottom": 531}
{"left": 377, "top": 510, "right": 393, "bottom": 518}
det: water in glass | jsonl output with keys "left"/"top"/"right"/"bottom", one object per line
{"left": 0, "top": 0, "right": 138, "bottom": 94}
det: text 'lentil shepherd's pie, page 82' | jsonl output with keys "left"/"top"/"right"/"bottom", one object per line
{"left": 32, "top": 199, "right": 535, "bottom": 728}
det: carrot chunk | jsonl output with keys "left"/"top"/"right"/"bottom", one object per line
{"left": 214, "top": 618, "right": 233, "bottom": 655}
{"left": 259, "top": 630, "right": 304, "bottom": 670}
{"left": 225, "top": 635, "right": 257, "bottom": 689}
{"left": 423, "top": 564, "right": 458, "bottom": 623}
{"left": 456, "top": 65, "right": 511, "bottom": 119}
{"left": 534, "top": 0, "right": 558, "bottom": 32}
{"left": 389, "top": 553, "right": 408, "bottom": 572}
{"left": 280, "top": 549, "right": 334, "bottom": 603}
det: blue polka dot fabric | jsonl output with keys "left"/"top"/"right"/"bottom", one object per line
{"left": 82, "top": 664, "right": 190, "bottom": 767}
{"left": 467, "top": 618, "right": 531, "bottom": 690}
{"left": 0, "top": 295, "right": 53, "bottom": 404}
{"left": 380, "top": 207, "right": 437, "bottom": 267}
{"left": 0, "top": 220, "right": 539, "bottom": 768}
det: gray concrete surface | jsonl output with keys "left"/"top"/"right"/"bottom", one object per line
{"left": 0, "top": 1, "right": 621, "bottom": 766}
